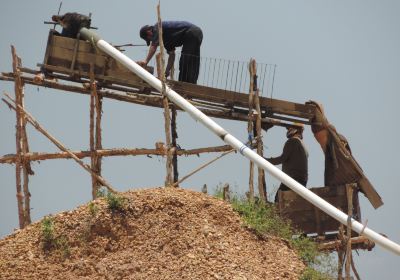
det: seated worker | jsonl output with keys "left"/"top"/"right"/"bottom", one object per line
{"left": 52, "top": 12, "right": 91, "bottom": 38}
{"left": 138, "top": 21, "right": 203, "bottom": 84}
{"left": 265, "top": 124, "right": 309, "bottom": 202}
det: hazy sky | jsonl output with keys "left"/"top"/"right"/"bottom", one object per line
{"left": 1, "top": 1, "right": 399, "bottom": 279}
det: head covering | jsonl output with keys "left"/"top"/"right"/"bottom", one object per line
{"left": 286, "top": 123, "right": 304, "bottom": 138}
{"left": 140, "top": 25, "right": 152, "bottom": 46}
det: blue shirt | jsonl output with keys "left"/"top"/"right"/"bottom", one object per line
{"left": 151, "top": 21, "right": 196, "bottom": 51}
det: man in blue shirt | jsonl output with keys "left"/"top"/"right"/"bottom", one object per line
{"left": 138, "top": 21, "right": 203, "bottom": 84}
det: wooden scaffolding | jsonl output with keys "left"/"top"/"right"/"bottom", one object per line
{"left": 0, "top": 26, "right": 381, "bottom": 274}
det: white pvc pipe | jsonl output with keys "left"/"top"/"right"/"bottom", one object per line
{"left": 80, "top": 28, "right": 400, "bottom": 255}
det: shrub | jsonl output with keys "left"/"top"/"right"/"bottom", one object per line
{"left": 214, "top": 190, "right": 335, "bottom": 279}
{"left": 88, "top": 201, "right": 99, "bottom": 216}
{"left": 97, "top": 187, "right": 126, "bottom": 212}
{"left": 41, "top": 216, "right": 55, "bottom": 250}
{"left": 40, "top": 215, "right": 70, "bottom": 258}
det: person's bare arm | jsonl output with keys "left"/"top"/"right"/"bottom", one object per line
{"left": 137, "top": 45, "right": 157, "bottom": 66}
{"left": 165, "top": 50, "right": 175, "bottom": 78}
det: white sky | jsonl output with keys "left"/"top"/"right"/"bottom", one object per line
{"left": 1, "top": 1, "right": 399, "bottom": 279}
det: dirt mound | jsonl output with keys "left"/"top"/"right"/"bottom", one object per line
{"left": 0, "top": 188, "right": 305, "bottom": 279}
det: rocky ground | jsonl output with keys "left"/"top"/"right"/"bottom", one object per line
{"left": 0, "top": 187, "right": 305, "bottom": 279}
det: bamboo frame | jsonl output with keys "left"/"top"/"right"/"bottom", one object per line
{"left": 0, "top": 40, "right": 374, "bottom": 264}
{"left": 89, "top": 64, "right": 103, "bottom": 199}
{"left": 11, "top": 46, "right": 26, "bottom": 229}
{"left": 1, "top": 72, "right": 301, "bottom": 127}
{"left": 2, "top": 94, "right": 117, "bottom": 194}
{"left": 247, "top": 59, "right": 255, "bottom": 200}
{"left": 157, "top": 2, "right": 173, "bottom": 186}
{"left": 0, "top": 145, "right": 234, "bottom": 164}
{"left": 254, "top": 77, "right": 266, "bottom": 202}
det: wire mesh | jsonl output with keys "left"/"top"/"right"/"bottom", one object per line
{"left": 146, "top": 51, "right": 276, "bottom": 97}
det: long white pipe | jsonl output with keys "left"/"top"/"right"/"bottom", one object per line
{"left": 80, "top": 28, "right": 400, "bottom": 255}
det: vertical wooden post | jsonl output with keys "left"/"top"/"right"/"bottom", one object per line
{"left": 89, "top": 64, "right": 103, "bottom": 198}
{"left": 337, "top": 224, "right": 345, "bottom": 280}
{"left": 254, "top": 88, "right": 266, "bottom": 201}
{"left": 249, "top": 58, "right": 266, "bottom": 202}
{"left": 168, "top": 46, "right": 179, "bottom": 184}
{"left": 89, "top": 64, "right": 96, "bottom": 198}
{"left": 247, "top": 59, "right": 255, "bottom": 200}
{"left": 171, "top": 107, "right": 179, "bottom": 183}
{"left": 345, "top": 184, "right": 354, "bottom": 279}
{"left": 222, "top": 183, "right": 230, "bottom": 202}
{"left": 156, "top": 3, "right": 173, "bottom": 186}
{"left": 12, "top": 45, "right": 31, "bottom": 228}
{"left": 95, "top": 81, "right": 103, "bottom": 193}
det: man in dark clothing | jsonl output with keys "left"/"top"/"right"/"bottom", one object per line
{"left": 52, "top": 12, "right": 91, "bottom": 38}
{"left": 138, "top": 21, "right": 203, "bottom": 84}
{"left": 265, "top": 124, "right": 309, "bottom": 202}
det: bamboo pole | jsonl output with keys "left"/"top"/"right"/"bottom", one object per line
{"left": 89, "top": 65, "right": 101, "bottom": 199}
{"left": 89, "top": 65, "right": 95, "bottom": 197}
{"left": 318, "top": 235, "right": 374, "bottom": 251}
{"left": 0, "top": 144, "right": 234, "bottom": 164}
{"left": 247, "top": 59, "right": 255, "bottom": 200}
{"left": 345, "top": 184, "right": 354, "bottom": 279}
{"left": 337, "top": 224, "right": 345, "bottom": 280}
{"left": 254, "top": 80, "right": 266, "bottom": 202}
{"left": 2, "top": 94, "right": 118, "bottom": 194}
{"left": 156, "top": 2, "right": 173, "bottom": 186}
{"left": 171, "top": 148, "right": 236, "bottom": 187}
{"left": 18, "top": 58, "right": 32, "bottom": 226}
{"left": 11, "top": 46, "right": 25, "bottom": 229}
{"left": 171, "top": 106, "right": 179, "bottom": 183}
{"left": 95, "top": 77, "right": 103, "bottom": 194}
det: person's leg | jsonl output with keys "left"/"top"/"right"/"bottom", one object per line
{"left": 274, "top": 183, "right": 289, "bottom": 203}
{"left": 180, "top": 27, "right": 202, "bottom": 83}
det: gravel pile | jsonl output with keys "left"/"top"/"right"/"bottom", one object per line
{"left": 0, "top": 187, "right": 305, "bottom": 279}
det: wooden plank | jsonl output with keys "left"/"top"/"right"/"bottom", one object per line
{"left": 51, "top": 33, "right": 96, "bottom": 53}
{"left": 41, "top": 63, "right": 147, "bottom": 89}
{"left": 168, "top": 80, "right": 316, "bottom": 119}
{"left": 48, "top": 45, "right": 107, "bottom": 70}
{"left": 278, "top": 185, "right": 362, "bottom": 235}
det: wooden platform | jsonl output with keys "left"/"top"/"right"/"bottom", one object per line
{"left": 40, "top": 30, "right": 316, "bottom": 126}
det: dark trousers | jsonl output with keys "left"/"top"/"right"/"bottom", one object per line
{"left": 179, "top": 26, "right": 203, "bottom": 84}
{"left": 274, "top": 178, "right": 307, "bottom": 203}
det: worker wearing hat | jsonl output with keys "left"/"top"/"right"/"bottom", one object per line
{"left": 265, "top": 123, "right": 309, "bottom": 202}
{"left": 138, "top": 21, "right": 203, "bottom": 84}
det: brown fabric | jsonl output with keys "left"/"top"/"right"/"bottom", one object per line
{"left": 324, "top": 125, "right": 362, "bottom": 187}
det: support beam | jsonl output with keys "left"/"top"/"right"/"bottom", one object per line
{"left": 11, "top": 46, "right": 25, "bottom": 229}
{"left": 0, "top": 145, "right": 234, "bottom": 164}
{"left": 2, "top": 94, "right": 118, "bottom": 194}
{"left": 247, "top": 59, "right": 255, "bottom": 200}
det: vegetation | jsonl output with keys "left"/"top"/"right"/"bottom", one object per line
{"left": 41, "top": 215, "right": 56, "bottom": 249}
{"left": 97, "top": 188, "right": 126, "bottom": 212}
{"left": 88, "top": 201, "right": 99, "bottom": 216}
{"left": 40, "top": 215, "right": 70, "bottom": 258}
{"left": 214, "top": 189, "right": 336, "bottom": 280}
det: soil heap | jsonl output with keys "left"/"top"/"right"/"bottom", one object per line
{"left": 0, "top": 187, "right": 305, "bottom": 279}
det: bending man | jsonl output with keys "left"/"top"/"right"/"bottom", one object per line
{"left": 138, "top": 21, "right": 203, "bottom": 84}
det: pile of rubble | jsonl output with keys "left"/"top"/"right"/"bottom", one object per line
{"left": 0, "top": 187, "right": 305, "bottom": 279}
